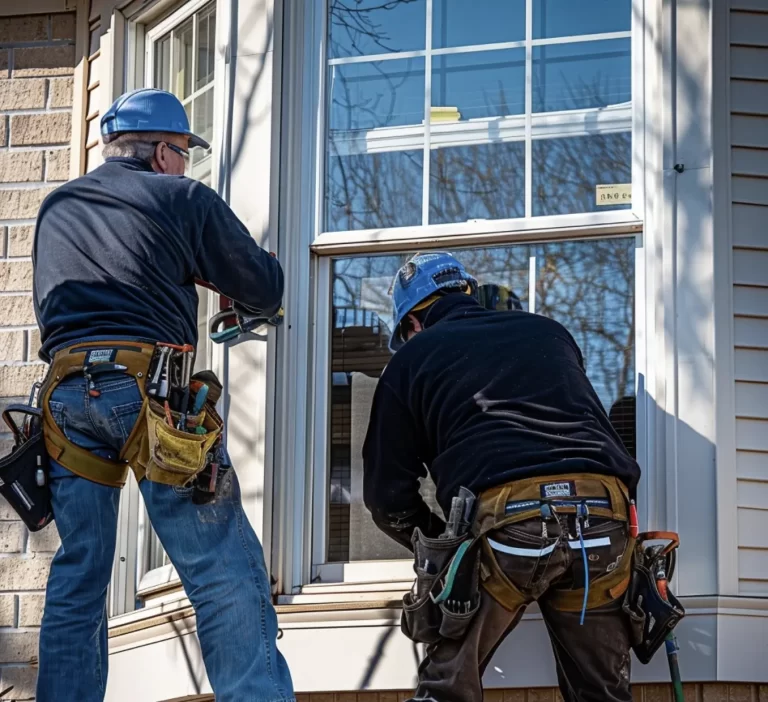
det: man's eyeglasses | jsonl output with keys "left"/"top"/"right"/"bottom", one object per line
{"left": 152, "top": 141, "right": 189, "bottom": 163}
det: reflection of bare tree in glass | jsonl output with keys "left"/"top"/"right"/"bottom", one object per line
{"left": 327, "top": 69, "right": 631, "bottom": 231}
{"left": 536, "top": 238, "right": 635, "bottom": 409}
{"left": 329, "top": 0, "right": 422, "bottom": 58}
{"left": 332, "top": 238, "right": 634, "bottom": 413}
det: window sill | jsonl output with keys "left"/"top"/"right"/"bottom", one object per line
{"left": 136, "top": 563, "right": 182, "bottom": 602}
{"left": 311, "top": 211, "right": 642, "bottom": 254}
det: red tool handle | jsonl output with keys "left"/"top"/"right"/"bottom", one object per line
{"left": 629, "top": 500, "right": 639, "bottom": 538}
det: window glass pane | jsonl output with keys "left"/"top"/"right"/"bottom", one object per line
{"left": 432, "top": 0, "right": 525, "bottom": 49}
{"left": 326, "top": 57, "right": 425, "bottom": 232}
{"left": 429, "top": 142, "right": 525, "bottom": 224}
{"left": 432, "top": 49, "right": 525, "bottom": 120}
{"left": 533, "top": 0, "right": 631, "bottom": 40}
{"left": 532, "top": 39, "right": 630, "bottom": 113}
{"left": 532, "top": 132, "right": 631, "bottom": 216}
{"left": 328, "top": 0, "right": 426, "bottom": 59}
{"left": 322, "top": 3, "right": 634, "bottom": 234}
{"left": 154, "top": 35, "right": 171, "bottom": 92}
{"left": 191, "top": 89, "right": 214, "bottom": 184}
{"left": 196, "top": 4, "right": 216, "bottom": 91}
{"left": 173, "top": 17, "right": 194, "bottom": 99}
{"left": 534, "top": 238, "right": 635, "bottom": 420}
{"left": 326, "top": 150, "right": 423, "bottom": 232}
{"left": 329, "top": 58, "right": 425, "bottom": 132}
{"left": 325, "top": 238, "right": 634, "bottom": 562}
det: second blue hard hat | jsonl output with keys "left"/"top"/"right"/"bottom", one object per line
{"left": 100, "top": 88, "right": 210, "bottom": 149}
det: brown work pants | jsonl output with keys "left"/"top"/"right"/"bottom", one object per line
{"left": 411, "top": 515, "right": 634, "bottom": 702}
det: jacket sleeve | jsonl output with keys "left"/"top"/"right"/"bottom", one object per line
{"left": 362, "top": 378, "right": 445, "bottom": 551}
{"left": 195, "top": 192, "right": 284, "bottom": 317}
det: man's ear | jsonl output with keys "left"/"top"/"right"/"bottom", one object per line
{"left": 407, "top": 314, "right": 423, "bottom": 334}
{"left": 152, "top": 142, "right": 170, "bottom": 174}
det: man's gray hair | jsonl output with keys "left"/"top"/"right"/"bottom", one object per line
{"left": 102, "top": 132, "right": 175, "bottom": 161}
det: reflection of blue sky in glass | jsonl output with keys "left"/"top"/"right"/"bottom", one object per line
{"left": 432, "top": 49, "right": 525, "bottom": 118}
{"left": 326, "top": 150, "right": 423, "bottom": 231}
{"left": 331, "top": 237, "right": 635, "bottom": 412}
{"left": 328, "top": 0, "right": 426, "bottom": 58}
{"left": 534, "top": 238, "right": 635, "bottom": 410}
{"left": 429, "top": 142, "right": 525, "bottom": 223}
{"left": 533, "top": 0, "right": 631, "bottom": 39}
{"left": 533, "top": 133, "right": 631, "bottom": 216}
{"left": 329, "top": 0, "right": 630, "bottom": 58}
{"left": 533, "top": 40, "right": 630, "bottom": 112}
{"left": 433, "top": 0, "right": 525, "bottom": 48}
{"left": 325, "top": 1, "right": 633, "bottom": 229}
{"left": 329, "top": 59, "right": 425, "bottom": 131}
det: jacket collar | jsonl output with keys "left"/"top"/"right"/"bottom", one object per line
{"left": 422, "top": 294, "right": 483, "bottom": 329}
{"left": 104, "top": 157, "right": 155, "bottom": 173}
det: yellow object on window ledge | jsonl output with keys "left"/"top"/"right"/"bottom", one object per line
{"left": 428, "top": 106, "right": 461, "bottom": 123}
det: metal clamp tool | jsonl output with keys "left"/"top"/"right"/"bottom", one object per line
{"left": 208, "top": 307, "right": 284, "bottom": 344}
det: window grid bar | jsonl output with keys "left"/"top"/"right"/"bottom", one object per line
{"left": 180, "top": 82, "right": 214, "bottom": 110}
{"left": 534, "top": 30, "right": 631, "bottom": 46}
{"left": 524, "top": 0, "right": 533, "bottom": 218}
{"left": 168, "top": 29, "right": 175, "bottom": 95}
{"left": 528, "top": 255, "right": 537, "bottom": 313}
{"left": 326, "top": 31, "right": 632, "bottom": 66}
{"left": 190, "top": 12, "right": 198, "bottom": 149}
{"left": 421, "top": 0, "right": 433, "bottom": 227}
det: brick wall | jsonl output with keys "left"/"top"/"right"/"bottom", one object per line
{"left": 0, "top": 11, "right": 75, "bottom": 702}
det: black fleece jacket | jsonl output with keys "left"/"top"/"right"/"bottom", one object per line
{"left": 362, "top": 295, "right": 641, "bottom": 550}
{"left": 33, "top": 157, "right": 283, "bottom": 361}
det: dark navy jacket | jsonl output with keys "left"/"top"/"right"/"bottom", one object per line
{"left": 363, "top": 295, "right": 641, "bottom": 550}
{"left": 33, "top": 158, "right": 283, "bottom": 362}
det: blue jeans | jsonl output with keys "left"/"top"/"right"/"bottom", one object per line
{"left": 37, "top": 371, "right": 295, "bottom": 702}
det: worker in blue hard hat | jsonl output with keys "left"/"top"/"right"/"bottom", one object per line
{"left": 32, "top": 89, "right": 294, "bottom": 702}
{"left": 363, "top": 252, "right": 641, "bottom": 702}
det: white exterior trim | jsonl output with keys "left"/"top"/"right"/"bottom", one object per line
{"left": 711, "top": 0, "right": 739, "bottom": 597}
{"left": 104, "top": 595, "right": 768, "bottom": 699}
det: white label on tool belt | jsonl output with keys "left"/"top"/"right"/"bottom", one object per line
{"left": 86, "top": 349, "right": 117, "bottom": 364}
{"left": 596, "top": 183, "right": 631, "bottom": 206}
{"left": 541, "top": 482, "right": 574, "bottom": 498}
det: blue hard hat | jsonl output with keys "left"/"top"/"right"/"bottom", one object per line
{"left": 389, "top": 252, "right": 477, "bottom": 352}
{"left": 100, "top": 88, "right": 210, "bottom": 149}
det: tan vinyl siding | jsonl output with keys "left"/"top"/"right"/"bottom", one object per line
{"left": 731, "top": 0, "right": 768, "bottom": 594}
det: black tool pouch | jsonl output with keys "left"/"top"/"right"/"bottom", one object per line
{"left": 623, "top": 540, "right": 685, "bottom": 664}
{"left": 401, "top": 529, "right": 480, "bottom": 644}
{"left": 0, "top": 405, "right": 53, "bottom": 532}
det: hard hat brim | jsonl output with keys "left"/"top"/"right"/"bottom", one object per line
{"left": 189, "top": 132, "right": 210, "bottom": 150}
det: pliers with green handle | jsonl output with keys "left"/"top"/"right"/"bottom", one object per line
{"left": 208, "top": 307, "right": 284, "bottom": 344}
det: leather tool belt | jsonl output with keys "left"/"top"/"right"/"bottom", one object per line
{"left": 40, "top": 341, "right": 224, "bottom": 489}
{"left": 472, "top": 473, "right": 636, "bottom": 613}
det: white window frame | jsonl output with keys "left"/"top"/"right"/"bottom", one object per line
{"left": 273, "top": 0, "right": 653, "bottom": 598}
{"left": 108, "top": 0, "right": 227, "bottom": 617}
{"left": 315, "top": 1, "right": 641, "bottom": 248}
